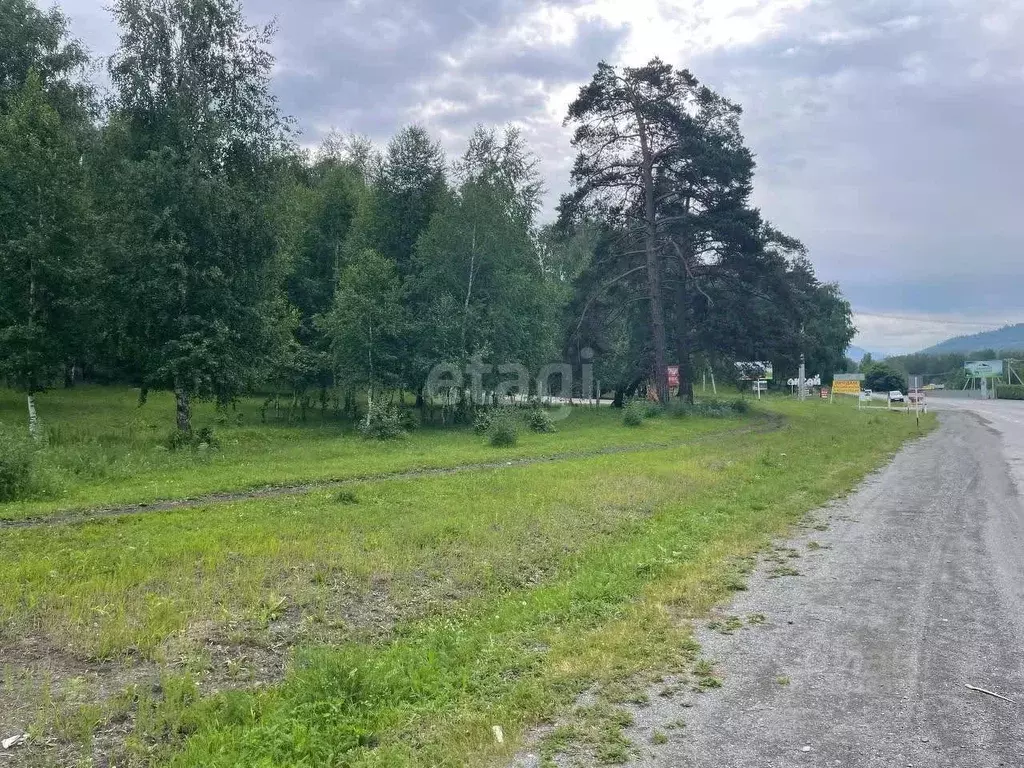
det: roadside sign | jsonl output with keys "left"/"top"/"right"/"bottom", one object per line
{"left": 736, "top": 361, "right": 773, "bottom": 381}
{"left": 965, "top": 360, "right": 1003, "bottom": 378}
{"left": 820, "top": 387, "right": 830, "bottom": 399}
{"left": 832, "top": 379, "right": 862, "bottom": 395}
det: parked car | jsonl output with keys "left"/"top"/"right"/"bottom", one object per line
{"left": 889, "top": 390, "right": 905, "bottom": 402}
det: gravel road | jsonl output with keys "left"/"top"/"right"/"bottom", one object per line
{"left": 619, "top": 402, "right": 1024, "bottom": 767}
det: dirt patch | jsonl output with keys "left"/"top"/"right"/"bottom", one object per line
{"left": 0, "top": 568, "right": 477, "bottom": 766}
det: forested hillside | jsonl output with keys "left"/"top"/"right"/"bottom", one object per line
{"left": 920, "top": 323, "right": 1024, "bottom": 354}
{"left": 0, "top": 0, "right": 855, "bottom": 435}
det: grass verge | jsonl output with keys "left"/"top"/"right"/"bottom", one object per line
{"left": 0, "top": 399, "right": 935, "bottom": 766}
{"left": 0, "top": 387, "right": 740, "bottom": 520}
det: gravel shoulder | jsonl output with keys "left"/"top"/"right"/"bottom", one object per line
{"left": 619, "top": 406, "right": 1024, "bottom": 767}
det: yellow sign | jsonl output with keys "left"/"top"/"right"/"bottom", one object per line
{"left": 833, "top": 379, "right": 862, "bottom": 395}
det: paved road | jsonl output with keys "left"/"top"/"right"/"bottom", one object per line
{"left": 624, "top": 400, "right": 1024, "bottom": 767}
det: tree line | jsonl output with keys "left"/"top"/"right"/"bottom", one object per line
{"left": 0, "top": 0, "right": 855, "bottom": 436}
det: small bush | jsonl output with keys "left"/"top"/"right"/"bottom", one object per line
{"left": 668, "top": 401, "right": 691, "bottom": 418}
{"left": 334, "top": 489, "right": 359, "bottom": 505}
{"left": 473, "top": 410, "right": 493, "bottom": 435}
{"left": 487, "top": 410, "right": 519, "bottom": 447}
{"left": 526, "top": 408, "right": 557, "bottom": 433}
{"left": 997, "top": 385, "right": 1024, "bottom": 400}
{"left": 672, "top": 398, "right": 736, "bottom": 419}
{"left": 397, "top": 408, "right": 419, "bottom": 431}
{"left": 358, "top": 402, "right": 406, "bottom": 440}
{"left": 642, "top": 400, "right": 663, "bottom": 418}
{"left": 623, "top": 400, "right": 647, "bottom": 426}
{"left": 0, "top": 426, "right": 36, "bottom": 502}
{"left": 165, "top": 426, "right": 220, "bottom": 451}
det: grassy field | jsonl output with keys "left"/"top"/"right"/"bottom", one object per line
{"left": 0, "top": 387, "right": 739, "bottom": 520}
{"left": 0, "top": 388, "right": 935, "bottom": 767}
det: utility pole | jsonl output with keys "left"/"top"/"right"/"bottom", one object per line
{"left": 799, "top": 353, "right": 807, "bottom": 401}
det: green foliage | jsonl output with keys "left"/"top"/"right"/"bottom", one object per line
{"left": 526, "top": 407, "right": 557, "bottom": 434}
{"left": 0, "top": 423, "right": 36, "bottom": 501}
{"left": 560, "top": 61, "right": 854, "bottom": 404}
{"left": 99, "top": 0, "right": 291, "bottom": 430}
{"left": 623, "top": 400, "right": 648, "bottom": 426}
{"left": 472, "top": 409, "right": 493, "bottom": 435}
{"left": 409, "top": 126, "right": 557, "bottom": 390}
{"left": 996, "top": 385, "right": 1024, "bottom": 400}
{"left": 0, "top": 70, "right": 92, "bottom": 399}
{"left": 0, "top": 0, "right": 90, "bottom": 117}
{"left": 670, "top": 398, "right": 738, "bottom": 419}
{"left": 322, "top": 249, "right": 405, "bottom": 396}
{"left": 863, "top": 363, "right": 908, "bottom": 394}
{"left": 487, "top": 409, "right": 519, "bottom": 446}
{"left": 165, "top": 426, "right": 218, "bottom": 452}
{"left": 358, "top": 401, "right": 406, "bottom": 441}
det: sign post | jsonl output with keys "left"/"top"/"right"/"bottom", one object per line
{"left": 965, "top": 360, "right": 1003, "bottom": 400}
{"left": 735, "top": 362, "right": 772, "bottom": 400}
{"left": 833, "top": 373, "right": 865, "bottom": 408}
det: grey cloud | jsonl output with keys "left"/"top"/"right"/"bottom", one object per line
{"left": 686, "top": 0, "right": 1024, "bottom": 339}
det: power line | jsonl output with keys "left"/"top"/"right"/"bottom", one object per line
{"left": 853, "top": 311, "right": 1024, "bottom": 328}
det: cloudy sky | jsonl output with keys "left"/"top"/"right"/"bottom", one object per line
{"left": 57, "top": 0, "right": 1024, "bottom": 354}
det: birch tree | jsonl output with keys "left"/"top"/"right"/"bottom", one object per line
{"left": 0, "top": 71, "right": 90, "bottom": 436}
{"left": 321, "top": 249, "right": 404, "bottom": 418}
{"left": 101, "top": 0, "right": 290, "bottom": 433}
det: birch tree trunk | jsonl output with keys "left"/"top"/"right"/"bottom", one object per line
{"left": 27, "top": 394, "right": 39, "bottom": 440}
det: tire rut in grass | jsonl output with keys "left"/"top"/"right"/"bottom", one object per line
{"left": 1, "top": 416, "right": 783, "bottom": 530}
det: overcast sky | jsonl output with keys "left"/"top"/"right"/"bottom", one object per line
{"left": 57, "top": 0, "right": 1024, "bottom": 355}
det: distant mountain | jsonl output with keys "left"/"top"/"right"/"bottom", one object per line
{"left": 846, "top": 345, "right": 871, "bottom": 363}
{"left": 920, "top": 323, "right": 1024, "bottom": 355}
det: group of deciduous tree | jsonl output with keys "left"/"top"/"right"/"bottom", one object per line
{"left": 0, "top": 0, "right": 855, "bottom": 435}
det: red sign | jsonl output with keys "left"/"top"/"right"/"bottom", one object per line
{"left": 820, "top": 387, "right": 830, "bottom": 399}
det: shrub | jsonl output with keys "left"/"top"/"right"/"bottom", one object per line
{"left": 623, "top": 400, "right": 647, "bottom": 426}
{"left": 526, "top": 408, "right": 557, "bottom": 433}
{"left": 473, "top": 410, "right": 493, "bottom": 435}
{"left": 487, "top": 410, "right": 519, "bottom": 447}
{"left": 358, "top": 402, "right": 406, "bottom": 440}
{"left": 730, "top": 398, "right": 750, "bottom": 414}
{"left": 668, "top": 401, "right": 691, "bottom": 419}
{"left": 642, "top": 400, "right": 663, "bottom": 418}
{"left": 334, "top": 489, "right": 359, "bottom": 505}
{"left": 397, "top": 408, "right": 419, "bottom": 432}
{"left": 165, "top": 426, "right": 220, "bottom": 451}
{"left": 0, "top": 426, "right": 36, "bottom": 502}
{"left": 997, "top": 385, "right": 1024, "bottom": 400}
{"left": 677, "top": 398, "right": 735, "bottom": 418}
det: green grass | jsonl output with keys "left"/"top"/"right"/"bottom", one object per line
{"left": 0, "top": 392, "right": 936, "bottom": 766}
{"left": 0, "top": 386, "right": 741, "bottom": 520}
